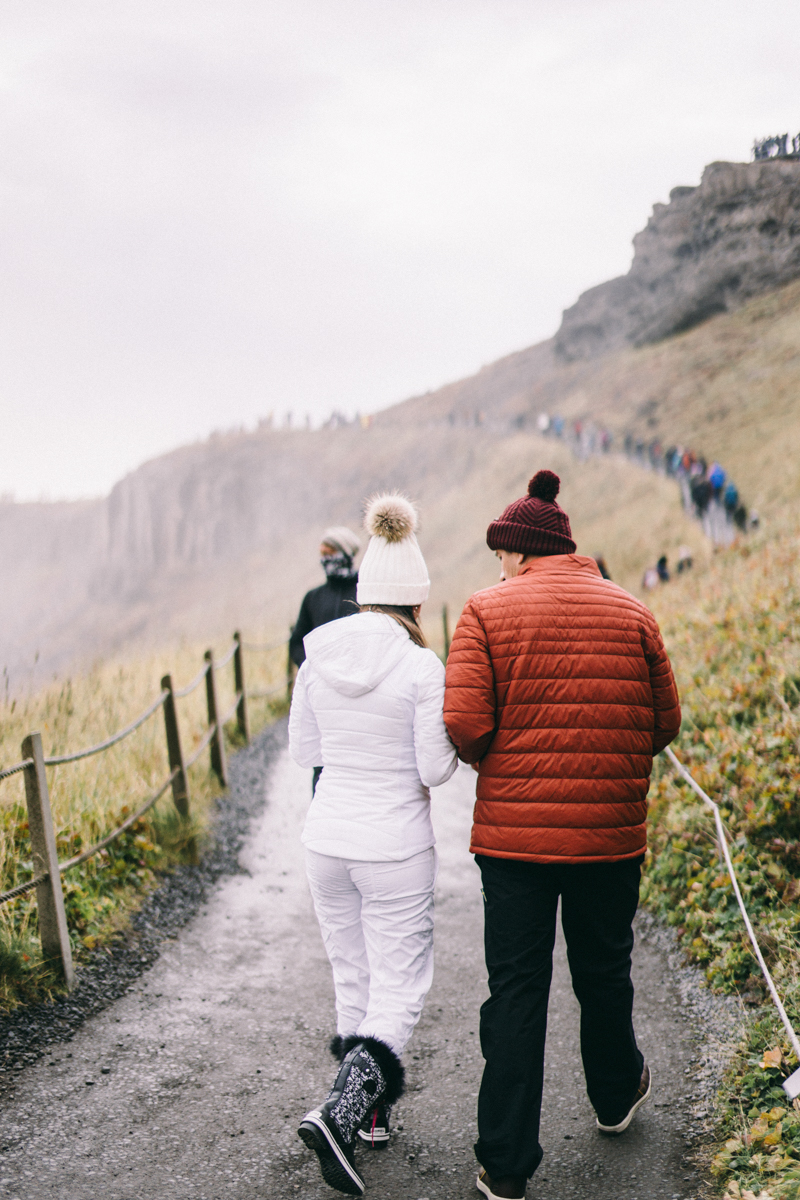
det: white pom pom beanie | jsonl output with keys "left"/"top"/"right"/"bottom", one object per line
{"left": 356, "top": 494, "right": 431, "bottom": 606}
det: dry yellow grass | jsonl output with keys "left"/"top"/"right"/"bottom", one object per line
{"left": 0, "top": 631, "right": 289, "bottom": 1006}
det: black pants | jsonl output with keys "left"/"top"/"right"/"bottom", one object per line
{"left": 475, "top": 854, "right": 644, "bottom": 1180}
{"left": 312, "top": 767, "right": 323, "bottom": 795}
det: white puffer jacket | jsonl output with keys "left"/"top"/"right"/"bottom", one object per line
{"left": 288, "top": 612, "right": 458, "bottom": 861}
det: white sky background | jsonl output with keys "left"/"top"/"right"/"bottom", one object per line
{"left": 2, "top": 0, "right": 799, "bottom": 500}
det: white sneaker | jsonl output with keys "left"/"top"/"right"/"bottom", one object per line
{"left": 356, "top": 1103, "right": 391, "bottom": 1147}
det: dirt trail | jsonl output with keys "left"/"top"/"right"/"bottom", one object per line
{"left": 0, "top": 730, "right": 703, "bottom": 1200}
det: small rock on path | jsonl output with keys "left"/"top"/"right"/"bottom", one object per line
{"left": 0, "top": 731, "right": 703, "bottom": 1199}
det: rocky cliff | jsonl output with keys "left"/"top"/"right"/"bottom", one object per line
{"left": 555, "top": 158, "right": 800, "bottom": 361}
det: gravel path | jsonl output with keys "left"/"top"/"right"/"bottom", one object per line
{"left": 0, "top": 731, "right": 723, "bottom": 1200}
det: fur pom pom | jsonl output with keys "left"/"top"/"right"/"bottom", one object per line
{"left": 364, "top": 493, "right": 418, "bottom": 542}
{"left": 528, "top": 470, "right": 560, "bottom": 502}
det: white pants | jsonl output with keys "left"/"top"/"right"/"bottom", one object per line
{"left": 305, "top": 847, "right": 437, "bottom": 1057}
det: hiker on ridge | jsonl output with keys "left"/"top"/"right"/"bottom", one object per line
{"left": 289, "top": 494, "right": 457, "bottom": 1197}
{"left": 443, "top": 469, "right": 681, "bottom": 1200}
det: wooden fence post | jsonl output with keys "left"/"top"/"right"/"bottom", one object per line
{"left": 442, "top": 603, "right": 451, "bottom": 662}
{"left": 286, "top": 627, "right": 296, "bottom": 704}
{"left": 204, "top": 651, "right": 228, "bottom": 786}
{"left": 161, "top": 675, "right": 190, "bottom": 817}
{"left": 21, "top": 732, "right": 75, "bottom": 988}
{"left": 233, "top": 631, "right": 250, "bottom": 744}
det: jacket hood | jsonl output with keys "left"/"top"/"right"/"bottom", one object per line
{"left": 302, "top": 612, "right": 414, "bottom": 697}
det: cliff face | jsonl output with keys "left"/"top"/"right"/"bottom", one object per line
{"left": 555, "top": 158, "right": 800, "bottom": 361}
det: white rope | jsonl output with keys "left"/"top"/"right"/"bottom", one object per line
{"left": 219, "top": 691, "right": 243, "bottom": 725}
{"left": 664, "top": 745, "right": 800, "bottom": 1094}
{"left": 173, "top": 664, "right": 210, "bottom": 699}
{"left": 184, "top": 722, "right": 217, "bottom": 769}
{"left": 214, "top": 642, "right": 237, "bottom": 670}
{"left": 44, "top": 691, "right": 169, "bottom": 764}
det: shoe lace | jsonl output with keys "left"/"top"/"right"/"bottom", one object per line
{"left": 370, "top": 1107, "right": 378, "bottom": 1148}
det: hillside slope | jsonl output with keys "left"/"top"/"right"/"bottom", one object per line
{"left": 5, "top": 159, "right": 800, "bottom": 687}
{"left": 5, "top": 276, "right": 800, "bottom": 688}
{"left": 0, "top": 420, "right": 704, "bottom": 687}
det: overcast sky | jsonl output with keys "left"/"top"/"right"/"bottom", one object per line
{"left": 2, "top": 0, "right": 799, "bottom": 500}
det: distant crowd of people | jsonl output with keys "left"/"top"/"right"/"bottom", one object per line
{"left": 623, "top": 439, "right": 755, "bottom": 537}
{"left": 534, "top": 415, "right": 755, "bottom": 588}
{"left": 753, "top": 132, "right": 800, "bottom": 160}
{"left": 536, "top": 412, "right": 614, "bottom": 455}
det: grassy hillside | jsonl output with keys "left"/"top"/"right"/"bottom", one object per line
{"left": 642, "top": 519, "right": 800, "bottom": 1199}
{"left": 5, "top": 275, "right": 800, "bottom": 686}
{"left": 0, "top": 636, "right": 287, "bottom": 1008}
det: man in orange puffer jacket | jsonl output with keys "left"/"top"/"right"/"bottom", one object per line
{"left": 444, "top": 470, "right": 681, "bottom": 1200}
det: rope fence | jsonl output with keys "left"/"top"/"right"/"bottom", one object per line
{"left": 219, "top": 691, "right": 244, "bottom": 727}
{"left": 0, "top": 628, "right": 294, "bottom": 989}
{"left": 247, "top": 683, "right": 290, "bottom": 699}
{"left": 214, "top": 642, "right": 238, "bottom": 670}
{"left": 184, "top": 723, "right": 218, "bottom": 770}
{"left": 58, "top": 769, "right": 180, "bottom": 874}
{"left": 242, "top": 637, "right": 290, "bottom": 653}
{"left": 664, "top": 745, "right": 800, "bottom": 1100}
{"left": 173, "top": 664, "right": 210, "bottom": 700}
{"left": 0, "top": 759, "right": 33, "bottom": 783}
{"left": 0, "top": 871, "right": 48, "bottom": 905}
{"left": 44, "top": 690, "right": 170, "bottom": 765}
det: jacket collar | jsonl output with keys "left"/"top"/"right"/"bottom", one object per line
{"left": 516, "top": 554, "right": 602, "bottom": 579}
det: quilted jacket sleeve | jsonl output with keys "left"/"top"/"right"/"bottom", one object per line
{"left": 413, "top": 651, "right": 459, "bottom": 788}
{"left": 443, "top": 598, "right": 497, "bottom": 764}
{"left": 642, "top": 614, "right": 682, "bottom": 755}
{"left": 289, "top": 592, "right": 314, "bottom": 667}
{"left": 288, "top": 664, "right": 323, "bottom": 768}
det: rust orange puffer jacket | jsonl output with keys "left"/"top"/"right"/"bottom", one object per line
{"left": 443, "top": 555, "right": 681, "bottom": 864}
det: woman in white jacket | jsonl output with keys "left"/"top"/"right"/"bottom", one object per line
{"left": 290, "top": 494, "right": 457, "bottom": 1196}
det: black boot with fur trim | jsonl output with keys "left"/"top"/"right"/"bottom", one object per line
{"left": 298, "top": 1037, "right": 405, "bottom": 1195}
{"left": 330, "top": 1037, "right": 394, "bottom": 1149}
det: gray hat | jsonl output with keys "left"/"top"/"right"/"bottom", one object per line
{"left": 321, "top": 526, "right": 361, "bottom": 558}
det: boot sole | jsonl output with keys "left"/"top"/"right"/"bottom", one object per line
{"left": 298, "top": 1114, "right": 365, "bottom": 1196}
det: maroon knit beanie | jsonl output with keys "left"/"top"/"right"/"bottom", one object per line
{"left": 486, "top": 470, "right": 576, "bottom": 556}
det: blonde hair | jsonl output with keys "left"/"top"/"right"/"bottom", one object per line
{"left": 360, "top": 604, "right": 427, "bottom": 648}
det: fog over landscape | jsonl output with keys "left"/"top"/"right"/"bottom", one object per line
{"left": 7, "top": 16, "right": 800, "bottom": 1200}
{"left": 3, "top": 0, "right": 800, "bottom": 501}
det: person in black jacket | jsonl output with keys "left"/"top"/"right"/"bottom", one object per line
{"left": 289, "top": 526, "right": 361, "bottom": 668}
{"left": 290, "top": 527, "right": 361, "bottom": 795}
